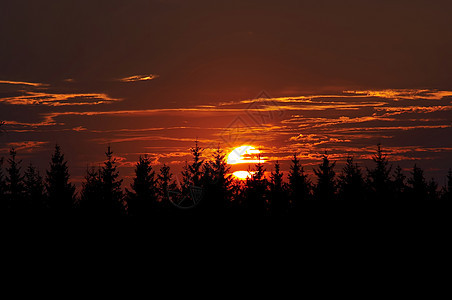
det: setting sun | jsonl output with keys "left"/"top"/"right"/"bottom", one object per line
{"left": 232, "top": 170, "right": 253, "bottom": 180}
{"left": 227, "top": 145, "right": 264, "bottom": 165}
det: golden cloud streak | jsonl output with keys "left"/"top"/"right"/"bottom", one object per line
{"left": 0, "top": 80, "right": 48, "bottom": 87}
{"left": 119, "top": 74, "right": 159, "bottom": 82}
{"left": 0, "top": 91, "right": 120, "bottom": 106}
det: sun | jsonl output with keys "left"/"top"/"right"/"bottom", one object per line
{"left": 226, "top": 145, "right": 264, "bottom": 165}
{"left": 232, "top": 171, "right": 253, "bottom": 180}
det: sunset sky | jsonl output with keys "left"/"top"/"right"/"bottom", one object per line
{"left": 1, "top": 0, "right": 451, "bottom": 187}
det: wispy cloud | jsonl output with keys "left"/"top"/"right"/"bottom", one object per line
{"left": 0, "top": 91, "right": 120, "bottom": 106}
{"left": 344, "top": 89, "right": 452, "bottom": 100}
{"left": 0, "top": 79, "right": 48, "bottom": 87}
{"left": 118, "top": 74, "right": 159, "bottom": 82}
{"left": 0, "top": 141, "right": 49, "bottom": 153}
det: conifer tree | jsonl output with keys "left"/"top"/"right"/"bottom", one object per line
{"left": 45, "top": 144, "right": 76, "bottom": 213}
{"left": 338, "top": 156, "right": 365, "bottom": 202}
{"left": 157, "top": 163, "right": 177, "bottom": 213}
{"left": 246, "top": 156, "right": 268, "bottom": 215}
{"left": 393, "top": 165, "right": 407, "bottom": 201}
{"left": 407, "top": 164, "right": 428, "bottom": 201}
{"left": 79, "top": 166, "right": 102, "bottom": 214}
{"left": 0, "top": 157, "right": 6, "bottom": 207}
{"left": 288, "top": 154, "right": 311, "bottom": 210}
{"left": 6, "top": 148, "right": 25, "bottom": 210}
{"left": 126, "top": 155, "right": 157, "bottom": 216}
{"left": 270, "top": 161, "right": 286, "bottom": 216}
{"left": 24, "top": 163, "right": 45, "bottom": 212}
{"left": 426, "top": 178, "right": 438, "bottom": 201}
{"left": 441, "top": 169, "right": 452, "bottom": 201}
{"left": 367, "top": 144, "right": 392, "bottom": 201}
{"left": 209, "top": 146, "right": 233, "bottom": 210}
{"left": 157, "top": 164, "right": 175, "bottom": 201}
{"left": 188, "top": 140, "right": 203, "bottom": 187}
{"left": 313, "top": 153, "right": 336, "bottom": 201}
{"left": 180, "top": 160, "right": 191, "bottom": 194}
{"left": 100, "top": 146, "right": 124, "bottom": 216}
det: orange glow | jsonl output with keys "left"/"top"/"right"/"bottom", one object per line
{"left": 226, "top": 145, "right": 264, "bottom": 165}
{"left": 232, "top": 171, "right": 253, "bottom": 180}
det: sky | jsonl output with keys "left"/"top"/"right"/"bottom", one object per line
{"left": 1, "top": 0, "right": 452, "bottom": 187}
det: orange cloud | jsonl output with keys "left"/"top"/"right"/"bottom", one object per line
{"left": 0, "top": 91, "right": 120, "bottom": 106}
{"left": 119, "top": 74, "right": 159, "bottom": 82}
{"left": 0, "top": 141, "right": 48, "bottom": 153}
{"left": 344, "top": 89, "right": 452, "bottom": 100}
{"left": 0, "top": 79, "right": 48, "bottom": 87}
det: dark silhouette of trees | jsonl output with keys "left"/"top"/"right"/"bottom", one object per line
{"left": 24, "top": 163, "right": 45, "bottom": 213}
{"left": 157, "top": 164, "right": 175, "bottom": 201}
{"left": 6, "top": 149, "right": 24, "bottom": 209}
{"left": 0, "top": 157, "right": 7, "bottom": 209}
{"left": 338, "top": 156, "right": 365, "bottom": 202}
{"left": 0, "top": 141, "right": 450, "bottom": 217}
{"left": 441, "top": 169, "right": 452, "bottom": 201}
{"left": 287, "top": 154, "right": 310, "bottom": 211}
{"left": 269, "top": 161, "right": 287, "bottom": 216}
{"left": 45, "top": 145, "right": 76, "bottom": 214}
{"left": 100, "top": 146, "right": 124, "bottom": 216}
{"left": 5, "top": 148, "right": 25, "bottom": 211}
{"left": 205, "top": 146, "right": 233, "bottom": 212}
{"left": 79, "top": 166, "right": 102, "bottom": 215}
{"left": 393, "top": 165, "right": 407, "bottom": 201}
{"left": 313, "top": 153, "right": 336, "bottom": 201}
{"left": 157, "top": 163, "right": 176, "bottom": 212}
{"left": 367, "top": 144, "right": 392, "bottom": 201}
{"left": 426, "top": 178, "right": 439, "bottom": 201}
{"left": 126, "top": 155, "right": 158, "bottom": 217}
{"left": 245, "top": 157, "right": 268, "bottom": 215}
{"left": 407, "top": 164, "right": 428, "bottom": 201}
{"left": 188, "top": 140, "right": 204, "bottom": 187}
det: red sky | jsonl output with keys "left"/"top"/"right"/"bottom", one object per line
{"left": 1, "top": 0, "right": 452, "bottom": 187}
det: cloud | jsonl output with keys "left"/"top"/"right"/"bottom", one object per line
{"left": 0, "top": 91, "right": 121, "bottom": 106}
{"left": 344, "top": 89, "right": 452, "bottom": 100}
{"left": 118, "top": 74, "right": 159, "bottom": 82}
{"left": 0, "top": 141, "right": 49, "bottom": 153}
{"left": 0, "top": 79, "right": 48, "bottom": 87}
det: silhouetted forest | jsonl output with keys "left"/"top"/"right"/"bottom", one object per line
{"left": 0, "top": 142, "right": 451, "bottom": 219}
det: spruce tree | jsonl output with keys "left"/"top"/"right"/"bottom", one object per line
{"left": 24, "top": 163, "right": 45, "bottom": 213}
{"left": 79, "top": 166, "right": 102, "bottom": 215}
{"left": 407, "top": 164, "right": 427, "bottom": 201}
{"left": 100, "top": 146, "right": 124, "bottom": 216}
{"left": 188, "top": 140, "right": 203, "bottom": 187}
{"left": 337, "top": 156, "right": 365, "bottom": 202}
{"left": 210, "top": 146, "right": 233, "bottom": 211}
{"left": 6, "top": 148, "right": 25, "bottom": 210}
{"left": 246, "top": 156, "right": 268, "bottom": 215}
{"left": 426, "top": 178, "right": 438, "bottom": 201}
{"left": 441, "top": 169, "right": 452, "bottom": 201}
{"left": 313, "top": 153, "right": 336, "bottom": 201}
{"left": 393, "top": 165, "right": 407, "bottom": 201}
{"left": 126, "top": 155, "right": 157, "bottom": 216}
{"left": 270, "top": 161, "right": 286, "bottom": 216}
{"left": 180, "top": 160, "right": 191, "bottom": 194}
{"left": 157, "top": 163, "right": 176, "bottom": 211}
{"left": 157, "top": 164, "right": 175, "bottom": 200}
{"left": 367, "top": 144, "right": 392, "bottom": 201}
{"left": 288, "top": 154, "right": 311, "bottom": 210}
{"left": 0, "top": 157, "right": 6, "bottom": 208}
{"left": 45, "top": 144, "right": 76, "bottom": 213}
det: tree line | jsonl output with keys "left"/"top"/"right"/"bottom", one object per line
{"left": 0, "top": 142, "right": 451, "bottom": 218}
